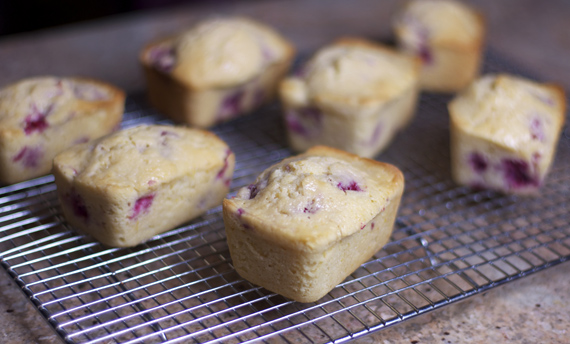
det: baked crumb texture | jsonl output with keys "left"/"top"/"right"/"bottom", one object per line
{"left": 140, "top": 17, "right": 295, "bottom": 128}
{"left": 53, "top": 124, "right": 235, "bottom": 247}
{"left": 394, "top": 0, "right": 485, "bottom": 92}
{"left": 0, "top": 76, "right": 125, "bottom": 184}
{"left": 279, "top": 37, "right": 420, "bottom": 158}
{"left": 449, "top": 74, "right": 566, "bottom": 195}
{"left": 223, "top": 146, "right": 404, "bottom": 302}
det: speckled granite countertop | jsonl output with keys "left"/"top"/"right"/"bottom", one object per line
{"left": 0, "top": 1, "right": 569, "bottom": 343}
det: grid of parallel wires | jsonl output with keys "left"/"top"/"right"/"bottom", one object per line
{"left": 1, "top": 53, "right": 569, "bottom": 344}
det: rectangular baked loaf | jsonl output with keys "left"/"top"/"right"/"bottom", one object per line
{"left": 279, "top": 38, "right": 420, "bottom": 158}
{"left": 0, "top": 76, "right": 124, "bottom": 184}
{"left": 140, "top": 17, "right": 295, "bottom": 128}
{"left": 393, "top": 0, "right": 485, "bottom": 92}
{"left": 53, "top": 124, "right": 235, "bottom": 247}
{"left": 223, "top": 146, "right": 404, "bottom": 302}
{"left": 449, "top": 74, "right": 566, "bottom": 194}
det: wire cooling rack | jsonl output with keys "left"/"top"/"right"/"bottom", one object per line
{"left": 1, "top": 52, "right": 569, "bottom": 344}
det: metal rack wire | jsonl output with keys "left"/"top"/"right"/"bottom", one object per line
{"left": 1, "top": 52, "right": 569, "bottom": 344}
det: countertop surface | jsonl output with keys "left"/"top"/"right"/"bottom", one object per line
{"left": 0, "top": 0, "right": 569, "bottom": 343}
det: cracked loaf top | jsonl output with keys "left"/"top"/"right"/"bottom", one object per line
{"left": 0, "top": 76, "right": 124, "bottom": 135}
{"left": 141, "top": 17, "right": 295, "bottom": 90}
{"left": 394, "top": 0, "right": 484, "bottom": 48}
{"left": 449, "top": 74, "right": 566, "bottom": 154}
{"left": 226, "top": 146, "right": 404, "bottom": 251}
{"left": 280, "top": 38, "right": 419, "bottom": 112}
{"left": 53, "top": 124, "right": 231, "bottom": 192}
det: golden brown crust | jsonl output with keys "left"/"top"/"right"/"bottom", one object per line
{"left": 0, "top": 76, "right": 125, "bottom": 136}
{"left": 223, "top": 145, "right": 404, "bottom": 302}
{"left": 0, "top": 76, "right": 125, "bottom": 184}
{"left": 70, "top": 76, "right": 126, "bottom": 102}
{"left": 141, "top": 39, "right": 296, "bottom": 91}
{"left": 54, "top": 124, "right": 234, "bottom": 247}
{"left": 68, "top": 76, "right": 126, "bottom": 123}
{"left": 394, "top": 0, "right": 486, "bottom": 52}
{"left": 448, "top": 74, "right": 565, "bottom": 195}
{"left": 306, "top": 145, "right": 405, "bottom": 186}
{"left": 325, "top": 37, "right": 423, "bottom": 75}
{"left": 284, "top": 36, "right": 420, "bottom": 110}
{"left": 139, "top": 23, "right": 296, "bottom": 91}
{"left": 433, "top": 10, "right": 485, "bottom": 52}
{"left": 224, "top": 145, "right": 405, "bottom": 252}
{"left": 140, "top": 18, "right": 295, "bottom": 127}
{"left": 393, "top": 0, "right": 485, "bottom": 92}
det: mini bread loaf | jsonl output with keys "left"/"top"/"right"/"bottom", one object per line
{"left": 140, "top": 17, "right": 295, "bottom": 128}
{"left": 449, "top": 74, "right": 566, "bottom": 195}
{"left": 0, "top": 76, "right": 124, "bottom": 184}
{"left": 53, "top": 125, "right": 235, "bottom": 247}
{"left": 223, "top": 146, "right": 404, "bottom": 303}
{"left": 393, "top": 0, "right": 485, "bottom": 92}
{"left": 279, "top": 38, "right": 420, "bottom": 158}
